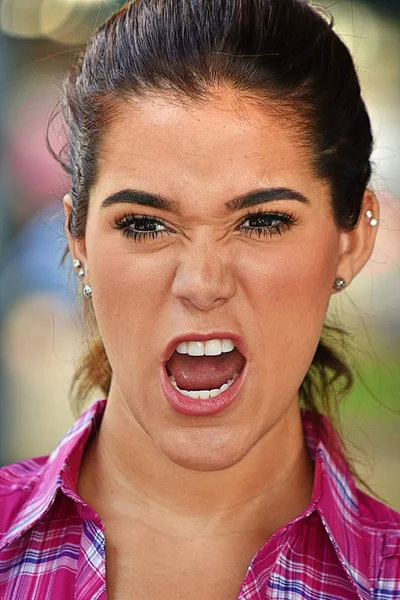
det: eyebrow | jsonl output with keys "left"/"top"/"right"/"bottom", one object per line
{"left": 100, "top": 187, "right": 310, "bottom": 214}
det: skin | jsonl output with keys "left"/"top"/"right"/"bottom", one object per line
{"left": 64, "top": 89, "right": 378, "bottom": 598}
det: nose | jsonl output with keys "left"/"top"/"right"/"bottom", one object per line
{"left": 171, "top": 239, "right": 236, "bottom": 311}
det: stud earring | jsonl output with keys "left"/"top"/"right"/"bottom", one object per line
{"left": 82, "top": 285, "right": 92, "bottom": 298}
{"left": 365, "top": 210, "right": 378, "bottom": 227}
{"left": 333, "top": 278, "right": 346, "bottom": 291}
{"left": 72, "top": 258, "right": 86, "bottom": 277}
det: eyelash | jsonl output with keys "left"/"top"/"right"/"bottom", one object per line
{"left": 111, "top": 207, "right": 298, "bottom": 243}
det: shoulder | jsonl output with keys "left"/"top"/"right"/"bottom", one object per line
{"left": 0, "top": 455, "right": 48, "bottom": 494}
{"left": 0, "top": 455, "right": 50, "bottom": 548}
{"left": 0, "top": 399, "right": 107, "bottom": 550}
{"left": 357, "top": 488, "right": 400, "bottom": 588}
{"left": 357, "top": 488, "right": 400, "bottom": 534}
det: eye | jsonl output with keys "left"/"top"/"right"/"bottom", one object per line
{"left": 111, "top": 213, "right": 172, "bottom": 242}
{"left": 111, "top": 209, "right": 297, "bottom": 242}
{"left": 238, "top": 209, "right": 297, "bottom": 239}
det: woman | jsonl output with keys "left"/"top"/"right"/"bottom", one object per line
{"left": 1, "top": 0, "right": 399, "bottom": 598}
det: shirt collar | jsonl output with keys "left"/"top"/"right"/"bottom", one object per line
{"left": 1, "top": 400, "right": 372, "bottom": 599}
{"left": 302, "top": 410, "right": 372, "bottom": 600}
{"left": 0, "top": 398, "right": 107, "bottom": 550}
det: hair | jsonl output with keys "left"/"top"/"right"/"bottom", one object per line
{"left": 50, "top": 0, "right": 379, "bottom": 495}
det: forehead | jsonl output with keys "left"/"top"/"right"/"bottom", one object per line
{"left": 94, "top": 91, "right": 321, "bottom": 205}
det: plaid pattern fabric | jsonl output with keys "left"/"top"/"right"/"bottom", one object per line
{"left": 0, "top": 399, "right": 399, "bottom": 599}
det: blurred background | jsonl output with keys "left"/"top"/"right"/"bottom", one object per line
{"left": 0, "top": 0, "right": 399, "bottom": 509}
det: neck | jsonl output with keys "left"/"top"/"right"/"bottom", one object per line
{"left": 77, "top": 393, "right": 314, "bottom": 539}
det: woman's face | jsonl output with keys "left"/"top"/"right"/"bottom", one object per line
{"left": 67, "top": 91, "right": 365, "bottom": 470}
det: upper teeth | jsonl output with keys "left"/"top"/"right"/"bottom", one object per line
{"left": 175, "top": 339, "right": 235, "bottom": 356}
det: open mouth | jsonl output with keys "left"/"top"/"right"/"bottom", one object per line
{"left": 165, "top": 345, "right": 246, "bottom": 399}
{"left": 161, "top": 337, "right": 247, "bottom": 415}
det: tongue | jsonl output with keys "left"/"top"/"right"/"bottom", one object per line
{"left": 166, "top": 348, "right": 245, "bottom": 391}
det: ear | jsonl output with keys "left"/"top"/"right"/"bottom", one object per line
{"left": 333, "top": 189, "right": 379, "bottom": 292}
{"left": 63, "top": 194, "right": 88, "bottom": 268}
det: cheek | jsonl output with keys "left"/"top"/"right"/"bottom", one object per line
{"left": 85, "top": 237, "right": 174, "bottom": 362}
{"left": 243, "top": 225, "right": 338, "bottom": 305}
{"left": 86, "top": 215, "right": 172, "bottom": 298}
{"left": 237, "top": 234, "right": 339, "bottom": 374}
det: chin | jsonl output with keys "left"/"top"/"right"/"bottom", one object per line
{"left": 157, "top": 427, "right": 250, "bottom": 472}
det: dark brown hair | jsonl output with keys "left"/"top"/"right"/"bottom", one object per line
{"left": 51, "top": 0, "right": 377, "bottom": 494}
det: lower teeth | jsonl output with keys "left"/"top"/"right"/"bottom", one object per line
{"left": 169, "top": 372, "right": 240, "bottom": 399}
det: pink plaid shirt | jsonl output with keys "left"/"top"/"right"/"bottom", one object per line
{"left": 0, "top": 398, "right": 399, "bottom": 599}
